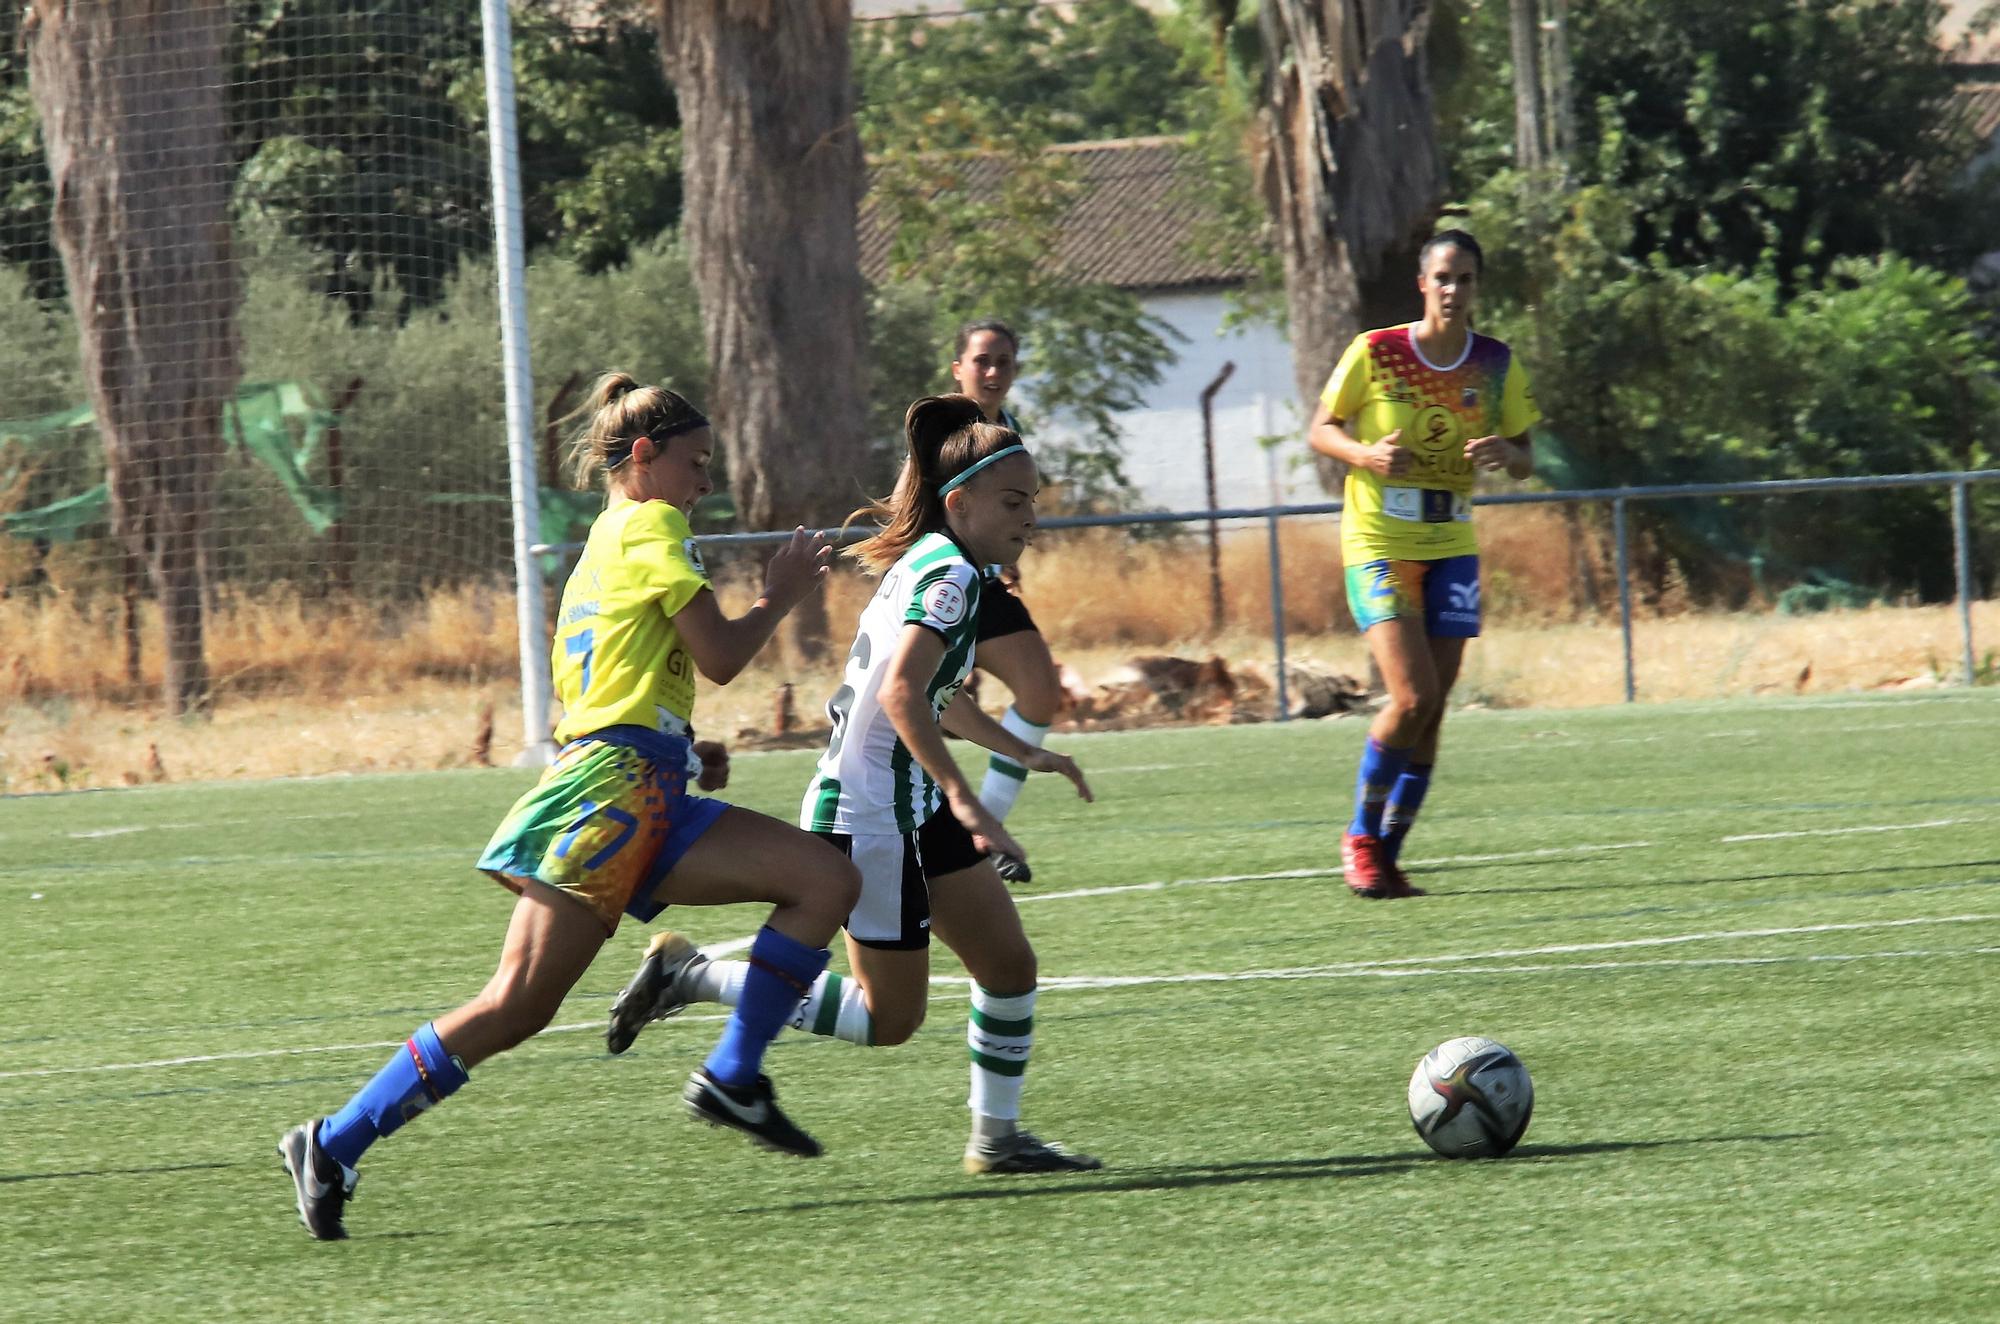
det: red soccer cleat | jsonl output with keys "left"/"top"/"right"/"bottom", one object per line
{"left": 1341, "top": 831, "right": 1388, "bottom": 898}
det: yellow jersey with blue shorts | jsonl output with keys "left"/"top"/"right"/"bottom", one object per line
{"left": 1323, "top": 326, "right": 1540, "bottom": 634}
{"left": 477, "top": 496, "right": 728, "bottom": 933}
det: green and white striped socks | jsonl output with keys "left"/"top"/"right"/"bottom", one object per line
{"left": 967, "top": 984, "right": 1035, "bottom": 1129}
{"left": 691, "top": 961, "right": 872, "bottom": 1046}
{"left": 978, "top": 706, "right": 1049, "bottom": 821}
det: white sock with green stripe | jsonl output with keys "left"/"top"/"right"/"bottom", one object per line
{"left": 979, "top": 706, "right": 1048, "bottom": 821}
{"left": 967, "top": 984, "right": 1035, "bottom": 1133}
{"left": 687, "top": 961, "right": 872, "bottom": 1046}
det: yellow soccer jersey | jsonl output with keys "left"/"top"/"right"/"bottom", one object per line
{"left": 1322, "top": 325, "right": 1540, "bottom": 561}
{"left": 551, "top": 496, "right": 711, "bottom": 744}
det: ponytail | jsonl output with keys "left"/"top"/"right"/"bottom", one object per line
{"left": 564, "top": 372, "right": 709, "bottom": 490}
{"left": 847, "top": 394, "right": 1025, "bottom": 572}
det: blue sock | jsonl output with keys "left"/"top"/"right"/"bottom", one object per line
{"left": 703, "top": 926, "right": 829, "bottom": 1088}
{"left": 1349, "top": 738, "right": 1412, "bottom": 838}
{"left": 319, "top": 1021, "right": 469, "bottom": 1170}
{"left": 1381, "top": 763, "right": 1434, "bottom": 866}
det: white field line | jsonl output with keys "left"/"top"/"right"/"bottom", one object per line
{"left": 1496, "top": 720, "right": 1992, "bottom": 752}
{"left": 8, "top": 913, "right": 1996, "bottom": 1082}
{"left": 1038, "top": 946, "right": 2000, "bottom": 989}
{"left": 1720, "top": 818, "right": 1969, "bottom": 843}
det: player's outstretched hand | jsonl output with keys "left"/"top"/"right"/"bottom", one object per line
{"left": 761, "top": 527, "right": 832, "bottom": 614}
{"left": 947, "top": 787, "right": 1026, "bottom": 865}
{"left": 1022, "top": 748, "right": 1093, "bottom": 803}
{"left": 692, "top": 739, "right": 731, "bottom": 792}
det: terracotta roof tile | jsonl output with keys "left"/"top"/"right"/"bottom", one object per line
{"left": 857, "top": 135, "right": 1260, "bottom": 292}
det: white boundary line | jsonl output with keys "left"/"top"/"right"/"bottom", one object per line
{"left": 7, "top": 912, "right": 1995, "bottom": 1082}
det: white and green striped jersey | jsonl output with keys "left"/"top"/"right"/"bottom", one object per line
{"left": 801, "top": 531, "right": 983, "bottom": 834}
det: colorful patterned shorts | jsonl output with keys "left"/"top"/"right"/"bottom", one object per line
{"left": 1344, "top": 554, "right": 1482, "bottom": 637}
{"left": 475, "top": 731, "right": 727, "bottom": 934}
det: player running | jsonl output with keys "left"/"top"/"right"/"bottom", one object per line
{"left": 277, "top": 374, "right": 860, "bottom": 1239}
{"left": 1308, "top": 230, "right": 1540, "bottom": 898}
{"left": 607, "top": 393, "right": 1103, "bottom": 1175}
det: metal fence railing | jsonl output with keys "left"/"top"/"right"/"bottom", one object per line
{"left": 531, "top": 468, "right": 2000, "bottom": 717}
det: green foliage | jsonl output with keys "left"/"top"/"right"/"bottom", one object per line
{"left": 3, "top": 231, "right": 708, "bottom": 595}
{"left": 853, "top": 0, "right": 1204, "bottom": 147}
{"left": 0, "top": 1, "right": 681, "bottom": 319}
{"left": 1564, "top": 0, "right": 1988, "bottom": 279}
{"left": 1468, "top": 177, "right": 2000, "bottom": 601}
{"left": 229, "top": 1, "right": 491, "bottom": 311}
{"left": 500, "top": 6, "right": 681, "bottom": 272}
{"left": 857, "top": 2, "right": 1215, "bottom": 502}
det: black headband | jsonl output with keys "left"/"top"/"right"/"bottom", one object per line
{"left": 607, "top": 413, "right": 711, "bottom": 469}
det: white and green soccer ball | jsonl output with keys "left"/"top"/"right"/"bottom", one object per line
{"left": 1408, "top": 1035, "right": 1534, "bottom": 1158}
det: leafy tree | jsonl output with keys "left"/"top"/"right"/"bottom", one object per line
{"left": 858, "top": 2, "right": 1204, "bottom": 501}
{"left": 501, "top": 4, "right": 681, "bottom": 272}
{"left": 229, "top": 1, "right": 490, "bottom": 313}
{"left": 1468, "top": 182, "right": 1998, "bottom": 602}
{"left": 853, "top": 0, "right": 1204, "bottom": 147}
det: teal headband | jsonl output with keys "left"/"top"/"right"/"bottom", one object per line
{"left": 938, "top": 444, "right": 1028, "bottom": 496}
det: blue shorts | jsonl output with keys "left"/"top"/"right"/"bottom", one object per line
{"left": 476, "top": 725, "right": 727, "bottom": 934}
{"left": 1345, "top": 555, "right": 1482, "bottom": 637}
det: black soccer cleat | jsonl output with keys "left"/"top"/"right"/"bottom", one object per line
{"left": 278, "top": 1119, "right": 358, "bottom": 1241}
{"left": 993, "top": 851, "right": 1033, "bottom": 885}
{"left": 682, "top": 1069, "right": 823, "bottom": 1158}
{"left": 607, "top": 931, "right": 707, "bottom": 1055}
{"left": 963, "top": 1129, "right": 1102, "bottom": 1175}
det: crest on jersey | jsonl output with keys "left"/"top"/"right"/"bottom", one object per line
{"left": 682, "top": 537, "right": 708, "bottom": 578}
{"left": 1462, "top": 387, "right": 1479, "bottom": 409}
{"left": 924, "top": 578, "right": 967, "bottom": 626}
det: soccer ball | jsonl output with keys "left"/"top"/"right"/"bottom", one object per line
{"left": 1407, "top": 1035, "right": 1534, "bottom": 1158}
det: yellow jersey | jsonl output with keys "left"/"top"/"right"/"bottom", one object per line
{"left": 551, "top": 495, "right": 711, "bottom": 744}
{"left": 1322, "top": 325, "right": 1540, "bottom": 561}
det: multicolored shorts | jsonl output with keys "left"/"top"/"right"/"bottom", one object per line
{"left": 1345, "top": 554, "right": 1482, "bottom": 637}
{"left": 475, "top": 728, "right": 727, "bottom": 934}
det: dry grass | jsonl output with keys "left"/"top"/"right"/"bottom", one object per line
{"left": 3, "top": 523, "right": 1992, "bottom": 793}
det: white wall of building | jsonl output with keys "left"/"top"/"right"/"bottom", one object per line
{"left": 1040, "top": 287, "right": 1333, "bottom": 513}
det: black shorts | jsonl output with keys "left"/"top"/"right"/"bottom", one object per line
{"left": 816, "top": 810, "right": 987, "bottom": 950}
{"left": 976, "top": 574, "right": 1039, "bottom": 642}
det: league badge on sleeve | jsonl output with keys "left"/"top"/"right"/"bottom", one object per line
{"left": 682, "top": 537, "right": 708, "bottom": 579}
{"left": 924, "top": 578, "right": 967, "bottom": 626}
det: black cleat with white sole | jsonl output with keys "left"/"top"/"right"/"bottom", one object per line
{"left": 682, "top": 1068, "right": 823, "bottom": 1158}
{"left": 607, "top": 931, "right": 707, "bottom": 1055}
{"left": 963, "top": 1130, "right": 1102, "bottom": 1175}
{"left": 278, "top": 1118, "right": 358, "bottom": 1240}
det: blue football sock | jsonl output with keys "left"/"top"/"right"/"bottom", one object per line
{"left": 319, "top": 1020, "right": 469, "bottom": 1170}
{"left": 703, "top": 926, "right": 829, "bottom": 1088}
{"left": 1381, "top": 763, "right": 1434, "bottom": 866}
{"left": 1349, "top": 738, "right": 1413, "bottom": 838}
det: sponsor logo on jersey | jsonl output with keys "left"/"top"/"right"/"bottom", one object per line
{"left": 924, "top": 578, "right": 967, "bottom": 625}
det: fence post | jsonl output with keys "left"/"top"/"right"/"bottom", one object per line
{"left": 1200, "top": 361, "right": 1236, "bottom": 635}
{"left": 1266, "top": 443, "right": 1289, "bottom": 721}
{"left": 1614, "top": 496, "right": 1634, "bottom": 703}
{"left": 1954, "top": 479, "right": 1977, "bottom": 685}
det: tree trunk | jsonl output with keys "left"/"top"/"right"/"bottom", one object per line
{"left": 1510, "top": 0, "right": 1546, "bottom": 173}
{"left": 656, "top": 0, "right": 870, "bottom": 659}
{"left": 27, "top": 2, "right": 240, "bottom": 715}
{"left": 1250, "top": 0, "right": 1445, "bottom": 489}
